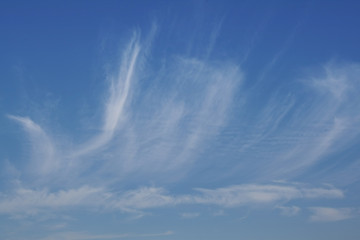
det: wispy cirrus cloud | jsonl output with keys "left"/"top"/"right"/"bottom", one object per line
{"left": 6, "top": 26, "right": 241, "bottom": 186}
{"left": 8, "top": 24, "right": 360, "bottom": 187}
{"left": 4, "top": 25, "right": 360, "bottom": 229}
{"left": 73, "top": 32, "right": 142, "bottom": 158}
{"left": 227, "top": 61, "right": 360, "bottom": 182}
{"left": 6, "top": 115, "right": 58, "bottom": 176}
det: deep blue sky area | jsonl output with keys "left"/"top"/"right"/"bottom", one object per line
{"left": 1, "top": 1, "right": 360, "bottom": 239}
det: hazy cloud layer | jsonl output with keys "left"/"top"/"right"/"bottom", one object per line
{"left": 309, "top": 207, "right": 357, "bottom": 222}
{"left": 38, "top": 230, "right": 174, "bottom": 240}
{"left": 0, "top": 183, "right": 343, "bottom": 218}
{"left": 276, "top": 205, "right": 301, "bottom": 216}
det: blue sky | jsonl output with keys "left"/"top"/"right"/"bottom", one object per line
{"left": 1, "top": 0, "right": 360, "bottom": 239}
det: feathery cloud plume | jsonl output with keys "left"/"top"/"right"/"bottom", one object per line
{"left": 7, "top": 115, "right": 58, "bottom": 176}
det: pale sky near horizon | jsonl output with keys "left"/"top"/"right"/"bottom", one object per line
{"left": 1, "top": 1, "right": 360, "bottom": 239}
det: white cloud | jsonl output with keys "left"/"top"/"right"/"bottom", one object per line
{"left": 309, "top": 207, "right": 356, "bottom": 222}
{"left": 5, "top": 25, "right": 360, "bottom": 231}
{"left": 0, "top": 186, "right": 107, "bottom": 216}
{"left": 276, "top": 206, "right": 300, "bottom": 216}
{"left": 7, "top": 28, "right": 242, "bottom": 186}
{"left": 213, "top": 209, "right": 225, "bottom": 216}
{"left": 39, "top": 230, "right": 174, "bottom": 240}
{"left": 0, "top": 183, "right": 343, "bottom": 218}
{"left": 301, "top": 187, "right": 343, "bottom": 199}
{"left": 116, "top": 57, "right": 241, "bottom": 174}
{"left": 73, "top": 32, "right": 141, "bottom": 157}
{"left": 310, "top": 62, "right": 357, "bottom": 101}
{"left": 48, "top": 223, "right": 68, "bottom": 230}
{"left": 192, "top": 184, "right": 342, "bottom": 207}
{"left": 193, "top": 184, "right": 300, "bottom": 207}
{"left": 110, "top": 184, "right": 343, "bottom": 211}
{"left": 180, "top": 212, "right": 200, "bottom": 218}
{"left": 13, "top": 30, "right": 360, "bottom": 190}
{"left": 233, "top": 61, "right": 360, "bottom": 182}
{"left": 112, "top": 187, "right": 178, "bottom": 210}
{"left": 7, "top": 115, "right": 58, "bottom": 175}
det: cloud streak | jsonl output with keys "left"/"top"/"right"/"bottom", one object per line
{"left": 309, "top": 207, "right": 357, "bottom": 222}
{"left": 73, "top": 33, "right": 141, "bottom": 157}
{"left": 0, "top": 183, "right": 344, "bottom": 218}
{"left": 0, "top": 186, "right": 106, "bottom": 216}
{"left": 7, "top": 115, "right": 58, "bottom": 176}
{"left": 39, "top": 230, "right": 174, "bottom": 240}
